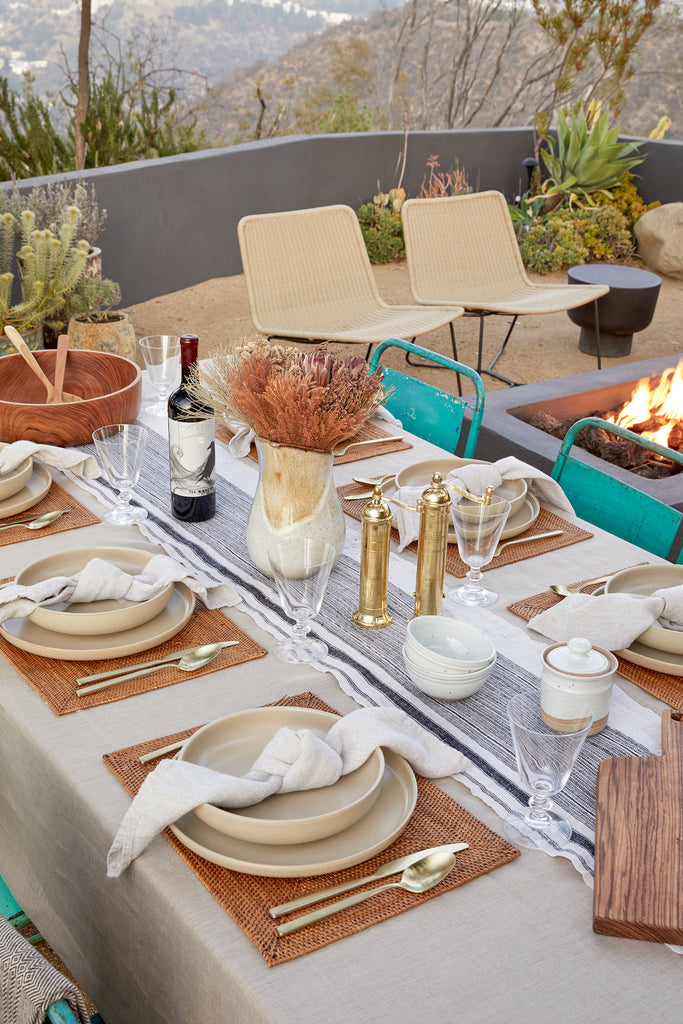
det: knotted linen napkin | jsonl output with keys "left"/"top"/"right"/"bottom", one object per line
{"left": 0, "top": 439, "right": 99, "bottom": 479}
{"left": 106, "top": 706, "right": 470, "bottom": 877}
{"left": 528, "top": 584, "right": 683, "bottom": 650}
{"left": 392, "top": 456, "right": 574, "bottom": 551}
{"left": 0, "top": 915, "right": 91, "bottom": 1024}
{"left": 0, "top": 552, "right": 240, "bottom": 625}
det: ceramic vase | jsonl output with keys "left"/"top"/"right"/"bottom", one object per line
{"left": 246, "top": 438, "right": 346, "bottom": 577}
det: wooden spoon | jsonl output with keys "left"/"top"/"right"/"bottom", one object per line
{"left": 50, "top": 334, "right": 82, "bottom": 403}
{"left": 4, "top": 326, "right": 81, "bottom": 403}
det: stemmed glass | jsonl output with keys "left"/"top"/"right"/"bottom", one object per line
{"left": 92, "top": 424, "right": 149, "bottom": 525}
{"left": 139, "top": 335, "right": 181, "bottom": 416}
{"left": 268, "top": 538, "right": 336, "bottom": 664}
{"left": 447, "top": 496, "right": 511, "bottom": 606}
{"left": 504, "top": 692, "right": 593, "bottom": 850}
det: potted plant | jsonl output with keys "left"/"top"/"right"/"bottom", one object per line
{"left": 67, "top": 276, "right": 137, "bottom": 361}
{"left": 0, "top": 206, "right": 88, "bottom": 356}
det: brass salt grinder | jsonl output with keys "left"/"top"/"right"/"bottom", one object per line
{"left": 353, "top": 486, "right": 393, "bottom": 629}
{"left": 413, "top": 474, "right": 495, "bottom": 618}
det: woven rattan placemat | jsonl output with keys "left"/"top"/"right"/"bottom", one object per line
{"left": 508, "top": 571, "right": 683, "bottom": 712}
{"left": 0, "top": 480, "right": 100, "bottom": 547}
{"left": 216, "top": 421, "right": 414, "bottom": 465}
{"left": 104, "top": 691, "right": 520, "bottom": 967}
{"left": 0, "top": 597, "right": 267, "bottom": 715}
{"left": 339, "top": 484, "right": 593, "bottom": 578}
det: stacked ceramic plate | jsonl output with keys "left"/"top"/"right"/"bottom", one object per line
{"left": 393, "top": 457, "right": 540, "bottom": 542}
{"left": 0, "top": 442, "right": 52, "bottom": 519}
{"left": 604, "top": 565, "right": 683, "bottom": 676}
{"left": 0, "top": 546, "right": 194, "bottom": 660}
{"left": 170, "top": 705, "right": 418, "bottom": 877}
{"left": 403, "top": 615, "right": 497, "bottom": 700}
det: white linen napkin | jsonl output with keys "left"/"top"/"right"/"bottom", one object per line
{"left": 372, "top": 405, "right": 403, "bottom": 430}
{"left": 106, "top": 706, "right": 470, "bottom": 877}
{"left": 0, "top": 552, "right": 240, "bottom": 624}
{"left": 0, "top": 440, "right": 99, "bottom": 479}
{"left": 392, "top": 457, "right": 573, "bottom": 551}
{"left": 528, "top": 585, "right": 683, "bottom": 650}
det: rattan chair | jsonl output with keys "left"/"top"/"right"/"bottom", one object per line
{"left": 402, "top": 191, "right": 610, "bottom": 386}
{"left": 237, "top": 205, "right": 465, "bottom": 367}
{"left": 551, "top": 416, "right": 683, "bottom": 561}
{"left": 368, "top": 339, "right": 484, "bottom": 456}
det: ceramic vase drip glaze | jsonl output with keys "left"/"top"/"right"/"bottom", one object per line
{"left": 246, "top": 438, "right": 345, "bottom": 578}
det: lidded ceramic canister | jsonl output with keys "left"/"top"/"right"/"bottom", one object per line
{"left": 541, "top": 637, "right": 618, "bottom": 736}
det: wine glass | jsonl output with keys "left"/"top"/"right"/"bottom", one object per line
{"left": 139, "top": 335, "right": 181, "bottom": 415}
{"left": 447, "top": 495, "right": 511, "bottom": 606}
{"left": 504, "top": 692, "right": 593, "bottom": 850}
{"left": 92, "top": 424, "right": 149, "bottom": 525}
{"left": 268, "top": 538, "right": 337, "bottom": 664}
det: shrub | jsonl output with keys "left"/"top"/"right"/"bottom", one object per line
{"left": 357, "top": 188, "right": 406, "bottom": 264}
{"left": 519, "top": 206, "right": 634, "bottom": 273}
{"left": 418, "top": 155, "right": 472, "bottom": 198}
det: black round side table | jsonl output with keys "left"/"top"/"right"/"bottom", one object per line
{"left": 567, "top": 264, "right": 662, "bottom": 358}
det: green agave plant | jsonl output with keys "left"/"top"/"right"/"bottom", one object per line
{"left": 540, "top": 109, "right": 644, "bottom": 200}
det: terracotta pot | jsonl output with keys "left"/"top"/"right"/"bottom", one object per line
{"left": 68, "top": 312, "right": 137, "bottom": 361}
{"left": 245, "top": 438, "right": 346, "bottom": 578}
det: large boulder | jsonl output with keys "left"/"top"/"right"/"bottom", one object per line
{"left": 635, "top": 203, "right": 683, "bottom": 280}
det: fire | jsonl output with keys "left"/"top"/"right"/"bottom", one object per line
{"left": 604, "top": 360, "right": 683, "bottom": 450}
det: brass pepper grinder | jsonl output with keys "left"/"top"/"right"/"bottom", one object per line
{"left": 414, "top": 472, "right": 451, "bottom": 618}
{"left": 353, "top": 486, "right": 393, "bottom": 629}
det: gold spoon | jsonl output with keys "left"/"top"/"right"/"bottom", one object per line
{"left": 0, "top": 510, "right": 68, "bottom": 531}
{"left": 276, "top": 850, "right": 457, "bottom": 935}
{"left": 76, "top": 642, "right": 231, "bottom": 696}
{"left": 549, "top": 574, "right": 614, "bottom": 597}
{"left": 352, "top": 473, "right": 396, "bottom": 488}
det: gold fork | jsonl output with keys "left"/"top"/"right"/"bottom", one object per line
{"left": 138, "top": 695, "right": 295, "bottom": 764}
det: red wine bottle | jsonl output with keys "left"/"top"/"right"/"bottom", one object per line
{"left": 168, "top": 334, "right": 216, "bottom": 521}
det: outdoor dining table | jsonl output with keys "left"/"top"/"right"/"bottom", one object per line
{"left": 0, "top": 374, "right": 679, "bottom": 1024}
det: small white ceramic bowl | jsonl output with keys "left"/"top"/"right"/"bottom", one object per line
{"left": 406, "top": 616, "right": 496, "bottom": 670}
{"left": 403, "top": 644, "right": 495, "bottom": 681}
{"left": 402, "top": 647, "right": 497, "bottom": 699}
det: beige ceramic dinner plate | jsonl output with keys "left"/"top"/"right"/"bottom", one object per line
{"left": 169, "top": 749, "right": 417, "bottom": 877}
{"left": 616, "top": 640, "right": 683, "bottom": 678}
{"left": 0, "top": 581, "right": 195, "bottom": 660}
{"left": 0, "top": 463, "right": 51, "bottom": 519}
{"left": 395, "top": 457, "right": 527, "bottom": 516}
{"left": 0, "top": 443, "right": 33, "bottom": 501}
{"left": 16, "top": 547, "right": 175, "bottom": 636}
{"left": 605, "top": 564, "right": 683, "bottom": 655}
{"left": 383, "top": 482, "right": 540, "bottom": 543}
{"left": 180, "top": 706, "right": 385, "bottom": 845}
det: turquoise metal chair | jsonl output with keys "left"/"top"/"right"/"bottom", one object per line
{"left": 551, "top": 416, "right": 683, "bottom": 562}
{"left": 368, "top": 338, "right": 485, "bottom": 457}
{"left": 1, "top": 872, "right": 103, "bottom": 1023}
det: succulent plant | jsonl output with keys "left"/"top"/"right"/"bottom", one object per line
{"left": 540, "top": 109, "right": 644, "bottom": 201}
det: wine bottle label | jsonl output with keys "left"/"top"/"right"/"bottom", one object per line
{"left": 169, "top": 420, "right": 216, "bottom": 497}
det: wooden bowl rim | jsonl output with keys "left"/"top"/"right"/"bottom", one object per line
{"left": 0, "top": 350, "right": 142, "bottom": 409}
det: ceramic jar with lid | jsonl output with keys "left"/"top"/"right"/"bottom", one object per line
{"left": 541, "top": 637, "right": 618, "bottom": 736}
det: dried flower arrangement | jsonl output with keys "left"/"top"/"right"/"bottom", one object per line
{"left": 190, "top": 339, "right": 388, "bottom": 452}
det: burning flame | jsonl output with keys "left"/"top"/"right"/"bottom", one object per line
{"left": 604, "top": 360, "right": 683, "bottom": 449}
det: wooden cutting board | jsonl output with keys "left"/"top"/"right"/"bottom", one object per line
{"left": 593, "top": 710, "right": 683, "bottom": 943}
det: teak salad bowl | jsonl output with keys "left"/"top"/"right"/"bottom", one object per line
{"left": 0, "top": 349, "right": 142, "bottom": 446}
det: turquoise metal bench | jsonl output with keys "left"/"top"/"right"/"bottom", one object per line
{"left": 551, "top": 416, "right": 683, "bottom": 562}
{"left": 368, "top": 338, "right": 485, "bottom": 457}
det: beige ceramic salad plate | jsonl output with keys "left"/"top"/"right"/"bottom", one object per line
{"left": 179, "top": 706, "right": 385, "bottom": 845}
{"left": 0, "top": 463, "right": 51, "bottom": 519}
{"left": 15, "top": 547, "right": 175, "bottom": 636}
{"left": 169, "top": 749, "right": 417, "bottom": 877}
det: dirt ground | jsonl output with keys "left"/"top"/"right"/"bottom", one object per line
{"left": 123, "top": 263, "right": 683, "bottom": 394}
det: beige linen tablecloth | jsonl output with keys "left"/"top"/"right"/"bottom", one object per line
{"left": 0, "top": 385, "right": 678, "bottom": 1024}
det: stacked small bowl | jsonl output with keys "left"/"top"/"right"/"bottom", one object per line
{"left": 403, "top": 615, "right": 497, "bottom": 700}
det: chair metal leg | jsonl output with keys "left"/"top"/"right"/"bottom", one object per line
{"left": 403, "top": 330, "right": 463, "bottom": 396}
{"left": 593, "top": 299, "right": 602, "bottom": 370}
{"left": 484, "top": 314, "right": 520, "bottom": 387}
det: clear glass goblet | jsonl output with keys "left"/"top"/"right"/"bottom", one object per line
{"left": 92, "top": 424, "right": 149, "bottom": 525}
{"left": 447, "top": 495, "right": 511, "bottom": 606}
{"left": 268, "top": 538, "right": 337, "bottom": 664}
{"left": 504, "top": 692, "right": 593, "bottom": 850}
{"left": 139, "top": 335, "right": 181, "bottom": 416}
